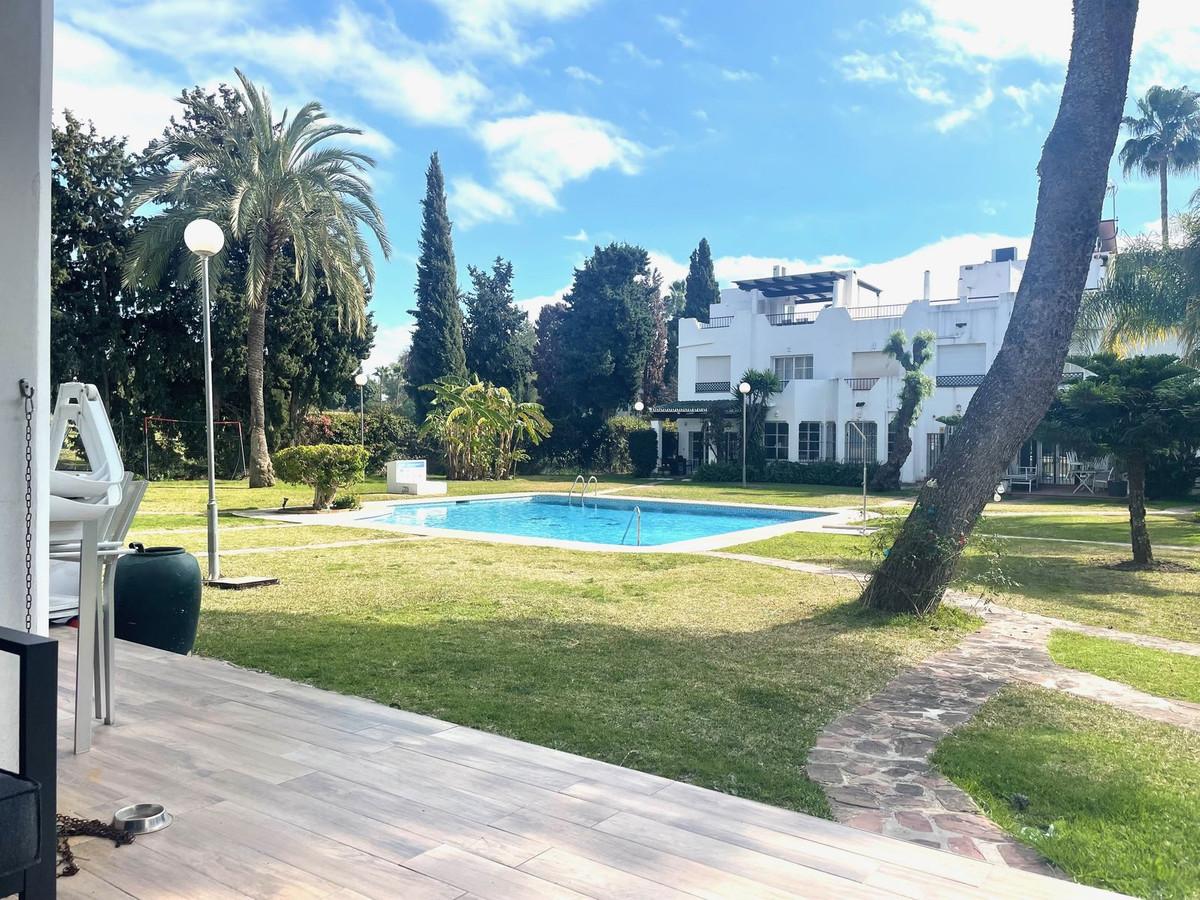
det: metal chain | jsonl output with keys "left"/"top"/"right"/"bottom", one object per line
{"left": 19, "top": 379, "right": 35, "bottom": 634}
{"left": 57, "top": 813, "right": 134, "bottom": 877}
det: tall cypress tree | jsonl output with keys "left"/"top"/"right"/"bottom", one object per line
{"left": 464, "top": 257, "right": 535, "bottom": 400}
{"left": 683, "top": 237, "right": 719, "bottom": 323}
{"left": 407, "top": 152, "right": 465, "bottom": 420}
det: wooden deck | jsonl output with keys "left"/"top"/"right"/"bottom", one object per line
{"left": 54, "top": 629, "right": 1119, "bottom": 899}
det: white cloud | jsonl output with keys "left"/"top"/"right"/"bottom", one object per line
{"left": 564, "top": 65, "right": 602, "bottom": 84}
{"left": 646, "top": 250, "right": 859, "bottom": 290}
{"left": 564, "top": 229, "right": 590, "bottom": 242}
{"left": 838, "top": 50, "right": 952, "bottom": 105}
{"left": 61, "top": 3, "right": 491, "bottom": 129}
{"left": 449, "top": 178, "right": 516, "bottom": 228}
{"left": 462, "top": 112, "right": 646, "bottom": 224}
{"left": 517, "top": 285, "right": 571, "bottom": 323}
{"left": 720, "top": 68, "right": 758, "bottom": 83}
{"left": 656, "top": 14, "right": 698, "bottom": 49}
{"left": 619, "top": 42, "right": 663, "bottom": 67}
{"left": 366, "top": 323, "right": 415, "bottom": 375}
{"left": 427, "top": 0, "right": 598, "bottom": 63}
{"left": 857, "top": 233, "right": 1031, "bottom": 301}
{"left": 52, "top": 21, "right": 182, "bottom": 148}
{"left": 934, "top": 84, "right": 994, "bottom": 132}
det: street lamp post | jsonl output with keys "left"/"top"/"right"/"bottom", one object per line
{"left": 355, "top": 372, "right": 368, "bottom": 445}
{"left": 851, "top": 401, "right": 868, "bottom": 535}
{"left": 184, "top": 218, "right": 225, "bottom": 581}
{"left": 738, "top": 381, "right": 751, "bottom": 487}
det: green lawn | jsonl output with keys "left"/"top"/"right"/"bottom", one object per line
{"left": 1049, "top": 632, "right": 1200, "bottom": 704}
{"left": 194, "top": 535, "right": 975, "bottom": 816}
{"left": 933, "top": 686, "right": 1200, "bottom": 899}
{"left": 608, "top": 481, "right": 916, "bottom": 509}
{"left": 982, "top": 513, "right": 1200, "bottom": 547}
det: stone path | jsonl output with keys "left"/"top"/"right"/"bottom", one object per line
{"left": 704, "top": 550, "right": 1200, "bottom": 874}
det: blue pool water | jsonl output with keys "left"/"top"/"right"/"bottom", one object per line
{"left": 371, "top": 494, "right": 824, "bottom": 546}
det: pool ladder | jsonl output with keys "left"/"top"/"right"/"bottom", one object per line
{"left": 620, "top": 505, "right": 641, "bottom": 546}
{"left": 568, "top": 474, "right": 599, "bottom": 507}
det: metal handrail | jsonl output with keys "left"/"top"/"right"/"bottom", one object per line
{"left": 700, "top": 316, "right": 734, "bottom": 329}
{"left": 620, "top": 505, "right": 641, "bottom": 545}
{"left": 585, "top": 476, "right": 599, "bottom": 504}
{"left": 765, "top": 312, "right": 818, "bottom": 326}
{"left": 567, "top": 474, "right": 585, "bottom": 506}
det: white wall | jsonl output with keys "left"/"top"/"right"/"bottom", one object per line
{"left": 0, "top": 0, "right": 52, "bottom": 771}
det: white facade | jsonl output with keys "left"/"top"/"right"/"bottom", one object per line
{"left": 670, "top": 248, "right": 1111, "bottom": 483}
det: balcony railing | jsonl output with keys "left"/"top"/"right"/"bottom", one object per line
{"left": 695, "top": 381, "right": 731, "bottom": 394}
{"left": 845, "top": 377, "right": 879, "bottom": 391}
{"left": 847, "top": 304, "right": 908, "bottom": 320}
{"left": 700, "top": 316, "right": 734, "bottom": 329}
{"left": 765, "top": 312, "right": 819, "bottom": 326}
{"left": 936, "top": 374, "right": 986, "bottom": 387}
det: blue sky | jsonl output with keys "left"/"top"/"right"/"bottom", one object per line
{"left": 54, "top": 0, "right": 1200, "bottom": 370}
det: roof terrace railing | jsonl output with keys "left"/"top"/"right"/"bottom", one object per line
{"left": 847, "top": 304, "right": 908, "bottom": 320}
{"left": 845, "top": 377, "right": 880, "bottom": 391}
{"left": 765, "top": 311, "right": 819, "bottom": 326}
{"left": 936, "top": 374, "right": 986, "bottom": 387}
{"left": 700, "top": 316, "right": 735, "bottom": 329}
{"left": 695, "top": 381, "right": 731, "bottom": 394}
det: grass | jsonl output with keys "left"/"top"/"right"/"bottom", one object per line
{"left": 193, "top": 534, "right": 976, "bottom": 816}
{"left": 608, "top": 481, "right": 916, "bottom": 509}
{"left": 933, "top": 686, "right": 1200, "bottom": 898}
{"left": 1048, "top": 632, "right": 1200, "bottom": 704}
{"left": 981, "top": 513, "right": 1200, "bottom": 547}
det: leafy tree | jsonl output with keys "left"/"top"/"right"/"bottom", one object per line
{"left": 1042, "top": 355, "right": 1200, "bottom": 565}
{"left": 683, "top": 237, "right": 718, "bottom": 322}
{"left": 125, "top": 70, "right": 390, "bottom": 486}
{"left": 373, "top": 354, "right": 417, "bottom": 417}
{"left": 860, "top": 0, "right": 1138, "bottom": 613}
{"left": 663, "top": 278, "right": 687, "bottom": 400}
{"left": 50, "top": 113, "right": 137, "bottom": 405}
{"left": 464, "top": 257, "right": 535, "bottom": 400}
{"left": 407, "top": 153, "right": 465, "bottom": 420}
{"left": 869, "top": 330, "right": 935, "bottom": 491}
{"left": 733, "top": 368, "right": 782, "bottom": 473}
{"left": 1119, "top": 85, "right": 1200, "bottom": 247}
{"left": 641, "top": 269, "right": 669, "bottom": 406}
{"left": 554, "top": 243, "right": 656, "bottom": 427}
{"left": 1078, "top": 221, "right": 1200, "bottom": 362}
{"left": 274, "top": 444, "right": 368, "bottom": 509}
{"left": 420, "top": 376, "right": 551, "bottom": 480}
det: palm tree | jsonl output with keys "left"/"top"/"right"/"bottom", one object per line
{"left": 125, "top": 70, "right": 390, "bottom": 486}
{"left": 1118, "top": 85, "right": 1200, "bottom": 247}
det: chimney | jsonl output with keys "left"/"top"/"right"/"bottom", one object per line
{"left": 923, "top": 270, "right": 931, "bottom": 301}
{"left": 772, "top": 265, "right": 781, "bottom": 277}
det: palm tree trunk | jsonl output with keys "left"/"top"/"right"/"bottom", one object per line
{"left": 859, "top": 0, "right": 1138, "bottom": 613}
{"left": 1159, "top": 159, "right": 1170, "bottom": 248}
{"left": 247, "top": 254, "right": 276, "bottom": 488}
{"left": 1126, "top": 454, "right": 1153, "bottom": 565}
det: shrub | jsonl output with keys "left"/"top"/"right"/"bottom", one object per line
{"left": 330, "top": 493, "right": 362, "bottom": 510}
{"left": 590, "top": 415, "right": 644, "bottom": 473}
{"left": 693, "top": 459, "right": 879, "bottom": 486}
{"left": 297, "top": 410, "right": 418, "bottom": 473}
{"left": 693, "top": 461, "right": 743, "bottom": 482}
{"left": 628, "top": 430, "right": 659, "bottom": 477}
{"left": 1146, "top": 450, "right": 1199, "bottom": 500}
{"left": 274, "top": 444, "right": 368, "bottom": 509}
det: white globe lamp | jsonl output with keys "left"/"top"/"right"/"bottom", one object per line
{"left": 184, "top": 218, "right": 225, "bottom": 258}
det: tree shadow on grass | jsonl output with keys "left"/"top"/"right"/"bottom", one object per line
{"left": 193, "top": 598, "right": 971, "bottom": 818}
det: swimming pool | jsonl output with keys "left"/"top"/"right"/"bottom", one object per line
{"left": 370, "top": 494, "right": 828, "bottom": 548}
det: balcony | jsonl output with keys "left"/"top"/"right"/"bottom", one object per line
{"left": 700, "top": 316, "right": 734, "bottom": 329}
{"left": 847, "top": 304, "right": 908, "bottom": 320}
{"left": 695, "top": 380, "right": 731, "bottom": 394}
{"left": 936, "top": 374, "right": 986, "bottom": 387}
{"left": 846, "top": 377, "right": 880, "bottom": 391}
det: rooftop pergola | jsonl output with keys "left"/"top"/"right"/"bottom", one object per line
{"left": 732, "top": 270, "right": 883, "bottom": 302}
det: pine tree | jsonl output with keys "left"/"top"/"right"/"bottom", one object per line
{"left": 464, "top": 257, "right": 535, "bottom": 399}
{"left": 407, "top": 152, "right": 465, "bottom": 420}
{"left": 683, "top": 237, "right": 719, "bottom": 323}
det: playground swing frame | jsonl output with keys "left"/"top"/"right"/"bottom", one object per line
{"left": 142, "top": 415, "right": 248, "bottom": 481}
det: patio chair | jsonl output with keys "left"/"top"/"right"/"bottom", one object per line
{"left": 1007, "top": 466, "right": 1039, "bottom": 492}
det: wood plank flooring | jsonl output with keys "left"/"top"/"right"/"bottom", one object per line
{"left": 53, "top": 629, "right": 1121, "bottom": 899}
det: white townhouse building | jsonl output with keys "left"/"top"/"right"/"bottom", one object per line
{"left": 654, "top": 243, "right": 1113, "bottom": 484}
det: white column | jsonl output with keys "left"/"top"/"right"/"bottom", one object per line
{"left": 0, "top": 0, "right": 52, "bottom": 770}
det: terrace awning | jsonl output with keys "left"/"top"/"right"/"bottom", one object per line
{"left": 649, "top": 400, "right": 736, "bottom": 418}
{"left": 732, "top": 270, "right": 883, "bottom": 302}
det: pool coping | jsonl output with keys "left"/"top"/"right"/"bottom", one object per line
{"left": 236, "top": 491, "right": 861, "bottom": 553}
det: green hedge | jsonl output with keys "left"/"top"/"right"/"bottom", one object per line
{"left": 274, "top": 444, "right": 369, "bottom": 509}
{"left": 693, "top": 459, "right": 877, "bottom": 486}
{"left": 628, "top": 430, "right": 659, "bottom": 477}
{"left": 297, "top": 410, "right": 419, "bottom": 473}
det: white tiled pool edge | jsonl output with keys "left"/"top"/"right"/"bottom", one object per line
{"left": 237, "top": 491, "right": 861, "bottom": 553}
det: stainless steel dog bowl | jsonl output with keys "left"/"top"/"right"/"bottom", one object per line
{"left": 112, "top": 803, "right": 172, "bottom": 834}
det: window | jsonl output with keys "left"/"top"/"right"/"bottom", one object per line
{"left": 689, "top": 431, "right": 704, "bottom": 467}
{"left": 845, "top": 421, "right": 878, "bottom": 464}
{"left": 772, "top": 355, "right": 813, "bottom": 384}
{"left": 764, "top": 421, "right": 789, "bottom": 461}
{"left": 797, "top": 421, "right": 822, "bottom": 461}
{"left": 887, "top": 417, "right": 901, "bottom": 457}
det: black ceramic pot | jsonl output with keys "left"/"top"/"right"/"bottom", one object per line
{"left": 113, "top": 546, "right": 202, "bottom": 654}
